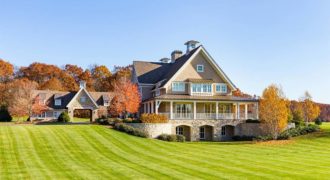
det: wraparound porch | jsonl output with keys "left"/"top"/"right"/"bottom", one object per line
{"left": 141, "top": 100, "right": 259, "bottom": 120}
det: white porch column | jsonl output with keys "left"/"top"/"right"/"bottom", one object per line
{"left": 216, "top": 102, "right": 219, "bottom": 120}
{"left": 170, "top": 101, "right": 173, "bottom": 119}
{"left": 236, "top": 103, "right": 240, "bottom": 119}
{"left": 151, "top": 101, "right": 154, "bottom": 113}
{"left": 155, "top": 100, "right": 159, "bottom": 114}
{"left": 193, "top": 101, "right": 197, "bottom": 120}
{"left": 245, "top": 104, "right": 248, "bottom": 119}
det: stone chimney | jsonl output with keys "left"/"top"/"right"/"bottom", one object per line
{"left": 171, "top": 50, "right": 183, "bottom": 63}
{"left": 160, "top": 57, "right": 170, "bottom": 63}
{"left": 79, "top": 81, "right": 86, "bottom": 89}
{"left": 184, "top": 40, "right": 199, "bottom": 53}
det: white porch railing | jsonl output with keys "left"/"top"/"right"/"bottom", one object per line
{"left": 196, "top": 113, "right": 216, "bottom": 119}
{"left": 173, "top": 113, "right": 194, "bottom": 119}
{"left": 218, "top": 113, "right": 235, "bottom": 120}
{"left": 157, "top": 113, "right": 256, "bottom": 120}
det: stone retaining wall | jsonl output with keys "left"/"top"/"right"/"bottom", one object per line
{"left": 125, "top": 123, "right": 172, "bottom": 138}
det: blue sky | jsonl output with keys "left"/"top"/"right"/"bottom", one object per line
{"left": 1, "top": 0, "right": 330, "bottom": 103}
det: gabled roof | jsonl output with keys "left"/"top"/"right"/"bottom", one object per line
{"left": 133, "top": 46, "right": 200, "bottom": 85}
{"left": 133, "top": 45, "right": 237, "bottom": 90}
{"left": 32, "top": 90, "right": 115, "bottom": 110}
{"left": 66, "top": 88, "right": 99, "bottom": 108}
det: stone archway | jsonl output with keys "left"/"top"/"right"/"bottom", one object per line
{"left": 199, "top": 125, "right": 214, "bottom": 141}
{"left": 221, "top": 125, "right": 235, "bottom": 141}
{"left": 73, "top": 109, "right": 93, "bottom": 122}
{"left": 175, "top": 125, "right": 191, "bottom": 141}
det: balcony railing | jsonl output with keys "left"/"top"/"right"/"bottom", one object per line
{"left": 157, "top": 112, "right": 256, "bottom": 120}
{"left": 173, "top": 113, "right": 194, "bottom": 119}
{"left": 218, "top": 113, "right": 235, "bottom": 120}
{"left": 196, "top": 113, "right": 216, "bottom": 119}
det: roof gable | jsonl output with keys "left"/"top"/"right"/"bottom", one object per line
{"left": 163, "top": 46, "right": 237, "bottom": 90}
{"left": 66, "top": 88, "right": 99, "bottom": 109}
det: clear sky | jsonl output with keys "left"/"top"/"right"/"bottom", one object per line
{"left": 1, "top": 0, "right": 330, "bottom": 103}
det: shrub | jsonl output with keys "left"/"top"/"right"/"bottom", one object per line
{"left": 114, "top": 123, "right": 148, "bottom": 138}
{"left": 140, "top": 113, "right": 168, "bottom": 123}
{"left": 276, "top": 124, "right": 320, "bottom": 140}
{"left": 58, "top": 112, "right": 70, "bottom": 122}
{"left": 96, "top": 118, "right": 109, "bottom": 125}
{"left": 232, "top": 135, "right": 256, "bottom": 141}
{"left": 315, "top": 118, "right": 322, "bottom": 125}
{"left": 254, "top": 135, "right": 274, "bottom": 141}
{"left": 157, "top": 134, "right": 185, "bottom": 142}
{"left": 0, "top": 106, "right": 12, "bottom": 122}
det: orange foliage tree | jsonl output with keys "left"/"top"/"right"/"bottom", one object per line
{"left": 259, "top": 84, "right": 289, "bottom": 139}
{"left": 39, "top": 77, "right": 63, "bottom": 91}
{"left": 90, "top": 65, "right": 112, "bottom": 91}
{"left": 108, "top": 79, "right": 140, "bottom": 118}
{"left": 0, "top": 59, "right": 14, "bottom": 82}
{"left": 299, "top": 91, "right": 320, "bottom": 124}
{"left": 7, "top": 78, "right": 46, "bottom": 120}
{"left": 19, "top": 62, "right": 62, "bottom": 84}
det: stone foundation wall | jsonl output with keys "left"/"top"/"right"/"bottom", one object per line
{"left": 127, "top": 120, "right": 265, "bottom": 141}
{"left": 125, "top": 123, "right": 172, "bottom": 138}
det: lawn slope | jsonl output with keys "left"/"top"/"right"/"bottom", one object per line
{"left": 1, "top": 124, "right": 330, "bottom": 179}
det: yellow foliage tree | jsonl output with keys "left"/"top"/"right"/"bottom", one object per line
{"left": 299, "top": 91, "right": 320, "bottom": 124}
{"left": 259, "top": 85, "right": 289, "bottom": 139}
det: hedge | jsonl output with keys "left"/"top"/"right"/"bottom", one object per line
{"left": 140, "top": 113, "right": 168, "bottom": 123}
{"left": 114, "top": 123, "right": 148, "bottom": 138}
{"left": 58, "top": 112, "right": 70, "bottom": 122}
{"left": 157, "top": 134, "right": 185, "bottom": 142}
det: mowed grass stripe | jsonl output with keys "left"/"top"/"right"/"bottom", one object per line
{"left": 12, "top": 126, "right": 52, "bottom": 179}
{"left": 1, "top": 124, "right": 330, "bottom": 179}
{"left": 82, "top": 126, "right": 195, "bottom": 179}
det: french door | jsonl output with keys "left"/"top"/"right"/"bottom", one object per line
{"left": 175, "top": 104, "right": 192, "bottom": 119}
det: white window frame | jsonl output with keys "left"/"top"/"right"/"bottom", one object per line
{"left": 53, "top": 111, "right": 59, "bottom": 118}
{"left": 172, "top": 82, "right": 185, "bottom": 92}
{"left": 176, "top": 127, "right": 183, "bottom": 135}
{"left": 104, "top": 100, "right": 110, "bottom": 107}
{"left": 215, "top": 83, "right": 227, "bottom": 93}
{"left": 191, "top": 83, "right": 212, "bottom": 94}
{"left": 196, "top": 64, "right": 204, "bottom": 72}
{"left": 55, "top": 99, "right": 61, "bottom": 106}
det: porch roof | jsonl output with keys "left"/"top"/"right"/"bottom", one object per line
{"left": 152, "top": 94, "right": 259, "bottom": 102}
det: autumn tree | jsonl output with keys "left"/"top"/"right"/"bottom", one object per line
{"left": 259, "top": 84, "right": 289, "bottom": 139}
{"left": 299, "top": 91, "right": 320, "bottom": 124}
{"left": 19, "top": 62, "right": 62, "bottom": 84}
{"left": 108, "top": 79, "right": 140, "bottom": 117}
{"left": 58, "top": 71, "right": 79, "bottom": 91}
{"left": 7, "top": 78, "right": 43, "bottom": 120}
{"left": 0, "top": 59, "right": 14, "bottom": 82}
{"left": 64, "top": 64, "right": 83, "bottom": 83}
{"left": 108, "top": 65, "right": 132, "bottom": 91}
{"left": 90, "top": 64, "right": 112, "bottom": 91}
{"left": 39, "top": 77, "right": 63, "bottom": 91}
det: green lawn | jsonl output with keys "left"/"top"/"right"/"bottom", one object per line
{"left": 1, "top": 124, "right": 330, "bottom": 179}
{"left": 71, "top": 117, "right": 91, "bottom": 123}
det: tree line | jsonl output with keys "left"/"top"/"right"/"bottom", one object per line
{"left": 0, "top": 59, "right": 140, "bottom": 121}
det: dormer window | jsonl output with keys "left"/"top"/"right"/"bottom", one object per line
{"left": 172, "top": 82, "right": 185, "bottom": 92}
{"left": 215, "top": 83, "right": 227, "bottom": 93}
{"left": 80, "top": 96, "right": 87, "bottom": 103}
{"left": 197, "top": 64, "right": 204, "bottom": 72}
{"left": 104, "top": 100, "right": 110, "bottom": 106}
{"left": 55, "top": 99, "right": 61, "bottom": 106}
